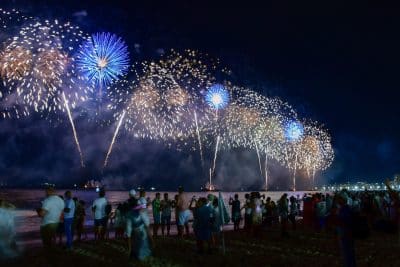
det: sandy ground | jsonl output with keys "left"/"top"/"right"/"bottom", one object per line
{"left": 3, "top": 221, "right": 400, "bottom": 267}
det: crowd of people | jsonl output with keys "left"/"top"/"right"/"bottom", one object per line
{"left": 31, "top": 186, "right": 232, "bottom": 259}
{"left": 1, "top": 179, "right": 399, "bottom": 266}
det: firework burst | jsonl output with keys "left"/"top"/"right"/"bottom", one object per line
{"left": 76, "top": 32, "right": 129, "bottom": 97}
{"left": 0, "top": 19, "right": 89, "bottom": 119}
{"left": 103, "top": 50, "right": 222, "bottom": 168}
{"left": 280, "top": 120, "right": 305, "bottom": 191}
{"left": 219, "top": 86, "right": 296, "bottom": 190}
{"left": 300, "top": 122, "right": 334, "bottom": 187}
{"left": 115, "top": 50, "right": 222, "bottom": 145}
{"left": 205, "top": 83, "right": 230, "bottom": 110}
{"left": 0, "top": 19, "right": 89, "bottom": 167}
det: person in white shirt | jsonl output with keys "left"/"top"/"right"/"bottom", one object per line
{"left": 37, "top": 187, "right": 65, "bottom": 248}
{"left": 138, "top": 190, "right": 147, "bottom": 209}
{"left": 92, "top": 189, "right": 108, "bottom": 240}
{"left": 63, "top": 191, "right": 75, "bottom": 248}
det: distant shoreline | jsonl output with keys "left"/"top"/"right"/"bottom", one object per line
{"left": 1, "top": 187, "right": 321, "bottom": 192}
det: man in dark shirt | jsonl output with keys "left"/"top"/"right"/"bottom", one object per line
{"left": 229, "top": 194, "right": 241, "bottom": 231}
{"left": 336, "top": 192, "right": 356, "bottom": 267}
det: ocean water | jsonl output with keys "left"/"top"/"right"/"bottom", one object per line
{"left": 0, "top": 189, "right": 312, "bottom": 236}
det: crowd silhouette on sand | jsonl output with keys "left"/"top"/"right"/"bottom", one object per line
{"left": 0, "top": 180, "right": 400, "bottom": 266}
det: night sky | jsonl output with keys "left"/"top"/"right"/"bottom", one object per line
{"left": 0, "top": 1, "right": 399, "bottom": 189}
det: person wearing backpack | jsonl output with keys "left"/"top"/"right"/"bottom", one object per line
{"left": 336, "top": 191, "right": 356, "bottom": 267}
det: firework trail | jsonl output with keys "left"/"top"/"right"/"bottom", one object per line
{"left": 209, "top": 168, "right": 213, "bottom": 190}
{"left": 103, "top": 110, "right": 126, "bottom": 169}
{"left": 194, "top": 110, "right": 204, "bottom": 169}
{"left": 220, "top": 86, "right": 296, "bottom": 190}
{"left": 0, "top": 18, "right": 90, "bottom": 168}
{"left": 282, "top": 121, "right": 304, "bottom": 191}
{"left": 254, "top": 141, "right": 263, "bottom": 178}
{"left": 293, "top": 153, "right": 298, "bottom": 191}
{"left": 76, "top": 32, "right": 130, "bottom": 169}
{"left": 211, "top": 135, "right": 221, "bottom": 181}
{"left": 75, "top": 32, "right": 129, "bottom": 131}
{"left": 204, "top": 83, "right": 231, "bottom": 188}
{"left": 62, "top": 92, "right": 84, "bottom": 167}
{"left": 264, "top": 147, "right": 269, "bottom": 191}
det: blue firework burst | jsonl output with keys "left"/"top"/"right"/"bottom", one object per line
{"left": 205, "top": 84, "right": 230, "bottom": 110}
{"left": 285, "top": 121, "right": 304, "bottom": 142}
{"left": 76, "top": 32, "right": 129, "bottom": 88}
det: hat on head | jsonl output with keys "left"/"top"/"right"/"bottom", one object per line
{"left": 129, "top": 189, "right": 136, "bottom": 197}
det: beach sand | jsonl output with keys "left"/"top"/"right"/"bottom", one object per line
{"left": 4, "top": 222, "right": 400, "bottom": 267}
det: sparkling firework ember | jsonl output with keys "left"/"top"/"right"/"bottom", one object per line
{"left": 285, "top": 121, "right": 304, "bottom": 142}
{"left": 210, "top": 135, "right": 221, "bottom": 185}
{"left": 284, "top": 120, "right": 305, "bottom": 191}
{"left": 301, "top": 122, "right": 334, "bottom": 188}
{"left": 104, "top": 50, "right": 221, "bottom": 169}
{"left": 103, "top": 110, "right": 126, "bottom": 169}
{"left": 254, "top": 141, "right": 263, "bottom": 178}
{"left": 194, "top": 110, "right": 204, "bottom": 169}
{"left": 0, "top": 18, "right": 88, "bottom": 167}
{"left": 0, "top": 8, "right": 32, "bottom": 42}
{"left": 205, "top": 83, "right": 231, "bottom": 189}
{"left": 115, "top": 50, "right": 221, "bottom": 146}
{"left": 76, "top": 32, "right": 129, "bottom": 99}
{"left": 0, "top": 11, "right": 336, "bottom": 190}
{"left": 259, "top": 117, "right": 286, "bottom": 190}
{"left": 76, "top": 32, "right": 130, "bottom": 169}
{"left": 205, "top": 83, "right": 230, "bottom": 110}
{"left": 62, "top": 92, "right": 84, "bottom": 167}
{"left": 0, "top": 19, "right": 89, "bottom": 119}
{"left": 223, "top": 87, "right": 296, "bottom": 190}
